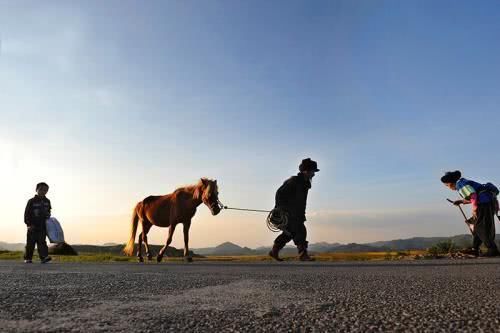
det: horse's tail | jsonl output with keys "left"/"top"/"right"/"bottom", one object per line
{"left": 123, "top": 203, "right": 140, "bottom": 256}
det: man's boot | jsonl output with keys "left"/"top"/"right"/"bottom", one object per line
{"left": 297, "top": 244, "right": 314, "bottom": 261}
{"left": 269, "top": 243, "right": 285, "bottom": 261}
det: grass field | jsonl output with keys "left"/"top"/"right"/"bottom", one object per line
{"left": 0, "top": 250, "right": 427, "bottom": 263}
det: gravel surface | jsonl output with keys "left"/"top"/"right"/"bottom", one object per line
{"left": 2, "top": 259, "right": 500, "bottom": 332}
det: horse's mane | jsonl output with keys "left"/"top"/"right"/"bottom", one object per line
{"left": 174, "top": 178, "right": 217, "bottom": 202}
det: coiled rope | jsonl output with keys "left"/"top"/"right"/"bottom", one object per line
{"left": 265, "top": 208, "right": 289, "bottom": 233}
{"left": 217, "top": 200, "right": 288, "bottom": 232}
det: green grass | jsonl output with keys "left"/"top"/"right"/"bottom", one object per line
{"left": 0, "top": 251, "right": 24, "bottom": 260}
{"left": 0, "top": 250, "right": 427, "bottom": 263}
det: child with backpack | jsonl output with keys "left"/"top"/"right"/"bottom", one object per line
{"left": 441, "top": 171, "right": 500, "bottom": 257}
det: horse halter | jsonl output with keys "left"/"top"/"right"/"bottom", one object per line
{"left": 216, "top": 199, "right": 226, "bottom": 211}
{"left": 204, "top": 193, "right": 222, "bottom": 211}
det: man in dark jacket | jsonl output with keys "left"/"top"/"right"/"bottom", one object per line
{"left": 24, "top": 182, "right": 52, "bottom": 263}
{"left": 269, "top": 158, "right": 319, "bottom": 261}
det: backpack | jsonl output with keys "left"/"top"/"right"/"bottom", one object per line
{"left": 482, "top": 182, "right": 500, "bottom": 197}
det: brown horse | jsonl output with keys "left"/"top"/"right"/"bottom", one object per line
{"left": 123, "top": 178, "right": 221, "bottom": 262}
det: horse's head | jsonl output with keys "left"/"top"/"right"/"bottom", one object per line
{"left": 197, "top": 178, "right": 221, "bottom": 216}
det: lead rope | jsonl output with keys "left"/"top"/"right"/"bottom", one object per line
{"left": 217, "top": 200, "right": 289, "bottom": 232}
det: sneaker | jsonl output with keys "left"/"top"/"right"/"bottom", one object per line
{"left": 24, "top": 259, "right": 32, "bottom": 264}
{"left": 41, "top": 256, "right": 52, "bottom": 264}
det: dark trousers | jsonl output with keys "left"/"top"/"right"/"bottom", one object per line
{"left": 274, "top": 219, "right": 307, "bottom": 248}
{"left": 24, "top": 227, "right": 49, "bottom": 260}
{"left": 472, "top": 202, "right": 498, "bottom": 251}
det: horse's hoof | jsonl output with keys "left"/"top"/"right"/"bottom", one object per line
{"left": 147, "top": 254, "right": 153, "bottom": 261}
{"left": 184, "top": 256, "right": 193, "bottom": 263}
{"left": 156, "top": 255, "right": 163, "bottom": 263}
{"left": 138, "top": 257, "right": 144, "bottom": 263}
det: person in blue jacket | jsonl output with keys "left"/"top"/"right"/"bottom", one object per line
{"left": 441, "top": 170, "right": 499, "bottom": 257}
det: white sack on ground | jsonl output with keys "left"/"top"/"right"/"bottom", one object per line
{"left": 46, "top": 217, "right": 65, "bottom": 244}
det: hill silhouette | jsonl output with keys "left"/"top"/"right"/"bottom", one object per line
{"left": 0, "top": 234, "right": 489, "bottom": 256}
{"left": 196, "top": 242, "right": 256, "bottom": 255}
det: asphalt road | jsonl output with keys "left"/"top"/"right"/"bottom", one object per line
{"left": 2, "top": 259, "right": 500, "bottom": 332}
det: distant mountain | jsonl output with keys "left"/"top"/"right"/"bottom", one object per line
{"left": 102, "top": 242, "right": 120, "bottom": 246}
{"left": 250, "top": 242, "right": 342, "bottom": 256}
{"left": 71, "top": 244, "right": 196, "bottom": 257}
{"left": 0, "top": 242, "right": 25, "bottom": 252}
{"left": 328, "top": 243, "right": 389, "bottom": 252}
{"left": 367, "top": 237, "right": 448, "bottom": 250}
{"left": 309, "top": 242, "right": 342, "bottom": 253}
{"left": 0, "top": 242, "right": 194, "bottom": 257}
{"left": 367, "top": 235, "right": 474, "bottom": 250}
{"left": 449, "top": 234, "right": 474, "bottom": 248}
{"left": 195, "top": 242, "right": 256, "bottom": 256}
{"left": 0, "top": 234, "right": 491, "bottom": 256}
{"left": 199, "top": 236, "right": 481, "bottom": 255}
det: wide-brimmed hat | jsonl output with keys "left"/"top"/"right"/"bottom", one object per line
{"left": 299, "top": 158, "right": 320, "bottom": 172}
{"left": 441, "top": 170, "right": 461, "bottom": 184}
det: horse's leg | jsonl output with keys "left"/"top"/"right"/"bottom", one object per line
{"left": 183, "top": 222, "right": 193, "bottom": 262}
{"left": 157, "top": 223, "right": 177, "bottom": 263}
{"left": 141, "top": 221, "right": 153, "bottom": 261}
{"left": 136, "top": 224, "right": 144, "bottom": 262}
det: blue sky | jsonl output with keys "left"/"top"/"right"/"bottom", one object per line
{"left": 1, "top": 1, "right": 500, "bottom": 247}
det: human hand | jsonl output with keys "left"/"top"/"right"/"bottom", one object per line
{"left": 466, "top": 217, "right": 477, "bottom": 225}
{"left": 453, "top": 200, "right": 463, "bottom": 206}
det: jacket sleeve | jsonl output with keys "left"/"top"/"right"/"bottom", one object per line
{"left": 275, "top": 178, "right": 296, "bottom": 209}
{"left": 24, "top": 199, "right": 32, "bottom": 226}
